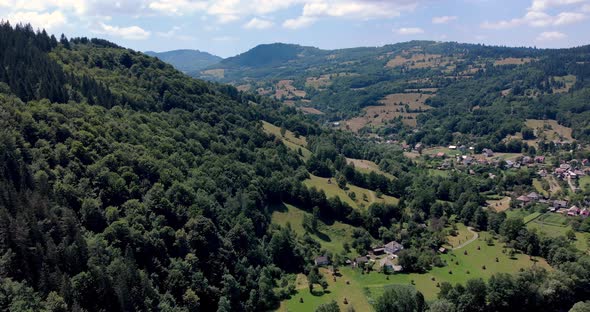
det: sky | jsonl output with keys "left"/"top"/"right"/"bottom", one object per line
{"left": 0, "top": 0, "right": 589, "bottom": 57}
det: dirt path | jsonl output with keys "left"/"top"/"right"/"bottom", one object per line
{"left": 567, "top": 176, "right": 578, "bottom": 193}
{"left": 452, "top": 227, "right": 478, "bottom": 250}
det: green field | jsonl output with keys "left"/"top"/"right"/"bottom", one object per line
{"left": 279, "top": 232, "right": 551, "bottom": 311}
{"left": 446, "top": 223, "right": 474, "bottom": 248}
{"left": 262, "top": 121, "right": 312, "bottom": 159}
{"left": 271, "top": 203, "right": 357, "bottom": 255}
{"left": 304, "top": 174, "right": 399, "bottom": 210}
{"left": 580, "top": 175, "right": 590, "bottom": 192}
{"left": 524, "top": 212, "right": 542, "bottom": 224}
{"left": 346, "top": 158, "right": 396, "bottom": 180}
{"left": 532, "top": 178, "right": 549, "bottom": 197}
{"left": 527, "top": 213, "right": 589, "bottom": 252}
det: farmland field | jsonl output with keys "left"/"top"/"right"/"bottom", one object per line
{"left": 580, "top": 175, "right": 590, "bottom": 192}
{"left": 344, "top": 93, "right": 434, "bottom": 131}
{"left": 486, "top": 197, "right": 511, "bottom": 212}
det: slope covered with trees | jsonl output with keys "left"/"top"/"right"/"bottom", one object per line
{"left": 144, "top": 49, "right": 222, "bottom": 75}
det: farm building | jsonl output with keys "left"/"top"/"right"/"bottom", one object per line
{"left": 384, "top": 241, "right": 404, "bottom": 255}
{"left": 314, "top": 255, "right": 330, "bottom": 266}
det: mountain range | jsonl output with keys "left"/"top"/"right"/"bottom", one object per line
{"left": 144, "top": 49, "right": 222, "bottom": 75}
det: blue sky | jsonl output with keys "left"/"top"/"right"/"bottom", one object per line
{"left": 1, "top": 0, "right": 589, "bottom": 57}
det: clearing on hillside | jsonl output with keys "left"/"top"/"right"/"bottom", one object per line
{"left": 344, "top": 93, "right": 434, "bottom": 131}
{"left": 493, "top": 57, "right": 534, "bottom": 66}
{"left": 274, "top": 80, "right": 307, "bottom": 99}
{"left": 201, "top": 68, "right": 224, "bottom": 79}
{"left": 304, "top": 174, "right": 399, "bottom": 210}
{"left": 262, "top": 121, "right": 312, "bottom": 159}
{"left": 298, "top": 107, "right": 324, "bottom": 115}
{"left": 271, "top": 204, "right": 358, "bottom": 256}
{"left": 346, "top": 158, "right": 395, "bottom": 180}
{"left": 385, "top": 52, "right": 458, "bottom": 69}
{"left": 486, "top": 197, "right": 511, "bottom": 212}
{"left": 526, "top": 119, "right": 574, "bottom": 143}
{"left": 552, "top": 75, "right": 577, "bottom": 93}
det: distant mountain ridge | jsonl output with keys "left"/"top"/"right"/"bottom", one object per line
{"left": 145, "top": 49, "right": 222, "bottom": 74}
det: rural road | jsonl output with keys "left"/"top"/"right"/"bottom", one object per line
{"left": 452, "top": 227, "right": 479, "bottom": 250}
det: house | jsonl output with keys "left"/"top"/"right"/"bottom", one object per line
{"left": 448, "top": 145, "right": 457, "bottom": 150}
{"left": 583, "top": 159, "right": 589, "bottom": 166}
{"left": 527, "top": 192, "right": 540, "bottom": 201}
{"left": 568, "top": 206, "right": 580, "bottom": 216}
{"left": 438, "top": 247, "right": 447, "bottom": 254}
{"left": 392, "top": 265, "right": 403, "bottom": 272}
{"left": 581, "top": 208, "right": 590, "bottom": 218}
{"left": 384, "top": 241, "right": 404, "bottom": 255}
{"left": 314, "top": 255, "right": 330, "bottom": 266}
{"left": 534, "top": 156, "right": 546, "bottom": 164}
{"left": 332, "top": 122, "right": 340, "bottom": 127}
{"left": 538, "top": 169, "right": 547, "bottom": 177}
{"left": 516, "top": 195, "right": 532, "bottom": 204}
{"left": 372, "top": 247, "right": 386, "bottom": 256}
{"left": 560, "top": 164, "right": 571, "bottom": 170}
{"left": 522, "top": 156, "right": 533, "bottom": 164}
{"left": 505, "top": 160, "right": 515, "bottom": 168}
{"left": 459, "top": 145, "right": 467, "bottom": 153}
{"left": 436, "top": 152, "right": 445, "bottom": 158}
{"left": 354, "top": 256, "right": 369, "bottom": 267}
{"left": 557, "top": 208, "right": 568, "bottom": 214}
{"left": 414, "top": 143, "right": 424, "bottom": 152}
{"left": 482, "top": 148, "right": 494, "bottom": 157}
{"left": 553, "top": 200, "right": 568, "bottom": 209}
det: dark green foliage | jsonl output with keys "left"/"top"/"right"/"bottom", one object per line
{"left": 374, "top": 285, "right": 425, "bottom": 312}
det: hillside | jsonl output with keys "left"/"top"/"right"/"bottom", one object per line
{"left": 199, "top": 41, "right": 590, "bottom": 146}
{"left": 145, "top": 49, "right": 222, "bottom": 74}
{"left": 1, "top": 23, "right": 590, "bottom": 312}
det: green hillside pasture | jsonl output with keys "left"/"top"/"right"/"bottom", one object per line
{"left": 271, "top": 203, "right": 357, "bottom": 255}
{"left": 262, "top": 121, "right": 312, "bottom": 159}
{"left": 304, "top": 174, "right": 399, "bottom": 210}
{"left": 280, "top": 232, "right": 552, "bottom": 311}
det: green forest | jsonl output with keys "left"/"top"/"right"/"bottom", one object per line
{"left": 1, "top": 22, "right": 590, "bottom": 312}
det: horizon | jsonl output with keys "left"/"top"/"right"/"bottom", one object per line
{"left": 1, "top": 0, "right": 590, "bottom": 58}
{"left": 144, "top": 39, "right": 590, "bottom": 58}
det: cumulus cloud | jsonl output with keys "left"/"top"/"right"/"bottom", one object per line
{"left": 432, "top": 15, "right": 457, "bottom": 24}
{"left": 283, "top": 15, "right": 316, "bottom": 29}
{"left": 243, "top": 17, "right": 274, "bottom": 29}
{"left": 482, "top": 0, "right": 587, "bottom": 29}
{"left": 149, "top": 0, "right": 207, "bottom": 15}
{"left": 536, "top": 30, "right": 566, "bottom": 40}
{"left": 395, "top": 27, "right": 424, "bottom": 35}
{"left": 156, "top": 26, "right": 193, "bottom": 40}
{"left": 5, "top": 10, "right": 67, "bottom": 30}
{"left": 94, "top": 22, "right": 151, "bottom": 40}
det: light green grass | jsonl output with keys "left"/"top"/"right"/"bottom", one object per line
{"left": 429, "top": 169, "right": 450, "bottom": 177}
{"left": 271, "top": 203, "right": 356, "bottom": 255}
{"left": 527, "top": 213, "right": 588, "bottom": 253}
{"left": 279, "top": 233, "right": 552, "bottom": 311}
{"left": 524, "top": 212, "right": 542, "bottom": 224}
{"left": 346, "top": 158, "right": 396, "bottom": 180}
{"left": 304, "top": 174, "right": 399, "bottom": 210}
{"left": 580, "top": 176, "right": 590, "bottom": 192}
{"left": 533, "top": 179, "right": 549, "bottom": 197}
{"left": 446, "top": 223, "right": 473, "bottom": 248}
{"left": 262, "top": 121, "right": 312, "bottom": 160}
{"left": 505, "top": 209, "right": 529, "bottom": 220}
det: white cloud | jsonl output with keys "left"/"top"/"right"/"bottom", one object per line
{"left": 536, "top": 31, "right": 566, "bottom": 40}
{"left": 148, "top": 0, "right": 207, "bottom": 15}
{"left": 529, "top": 0, "right": 585, "bottom": 11}
{"left": 432, "top": 15, "right": 457, "bottom": 24}
{"left": 6, "top": 10, "right": 67, "bottom": 30}
{"left": 482, "top": 0, "right": 587, "bottom": 29}
{"left": 95, "top": 22, "right": 151, "bottom": 40}
{"left": 395, "top": 27, "right": 424, "bottom": 35}
{"left": 583, "top": 4, "right": 590, "bottom": 12}
{"left": 156, "top": 26, "right": 193, "bottom": 40}
{"left": 283, "top": 16, "right": 316, "bottom": 29}
{"left": 243, "top": 17, "right": 274, "bottom": 29}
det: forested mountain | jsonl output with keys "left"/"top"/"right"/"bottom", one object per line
{"left": 199, "top": 41, "right": 590, "bottom": 145}
{"left": 145, "top": 49, "right": 222, "bottom": 75}
{"left": 1, "top": 22, "right": 590, "bottom": 312}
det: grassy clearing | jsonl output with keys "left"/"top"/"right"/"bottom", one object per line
{"left": 346, "top": 158, "right": 395, "bottom": 180}
{"left": 429, "top": 169, "right": 450, "bottom": 177}
{"left": 446, "top": 223, "right": 474, "bottom": 249}
{"left": 262, "top": 121, "right": 312, "bottom": 159}
{"left": 533, "top": 179, "right": 549, "bottom": 197}
{"left": 279, "top": 227, "right": 552, "bottom": 310}
{"left": 487, "top": 197, "right": 511, "bottom": 212}
{"left": 523, "top": 212, "right": 588, "bottom": 252}
{"left": 580, "top": 175, "right": 590, "bottom": 192}
{"left": 278, "top": 267, "right": 373, "bottom": 312}
{"left": 525, "top": 119, "right": 573, "bottom": 142}
{"left": 304, "top": 174, "right": 399, "bottom": 210}
{"left": 524, "top": 212, "right": 542, "bottom": 224}
{"left": 271, "top": 203, "right": 356, "bottom": 255}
